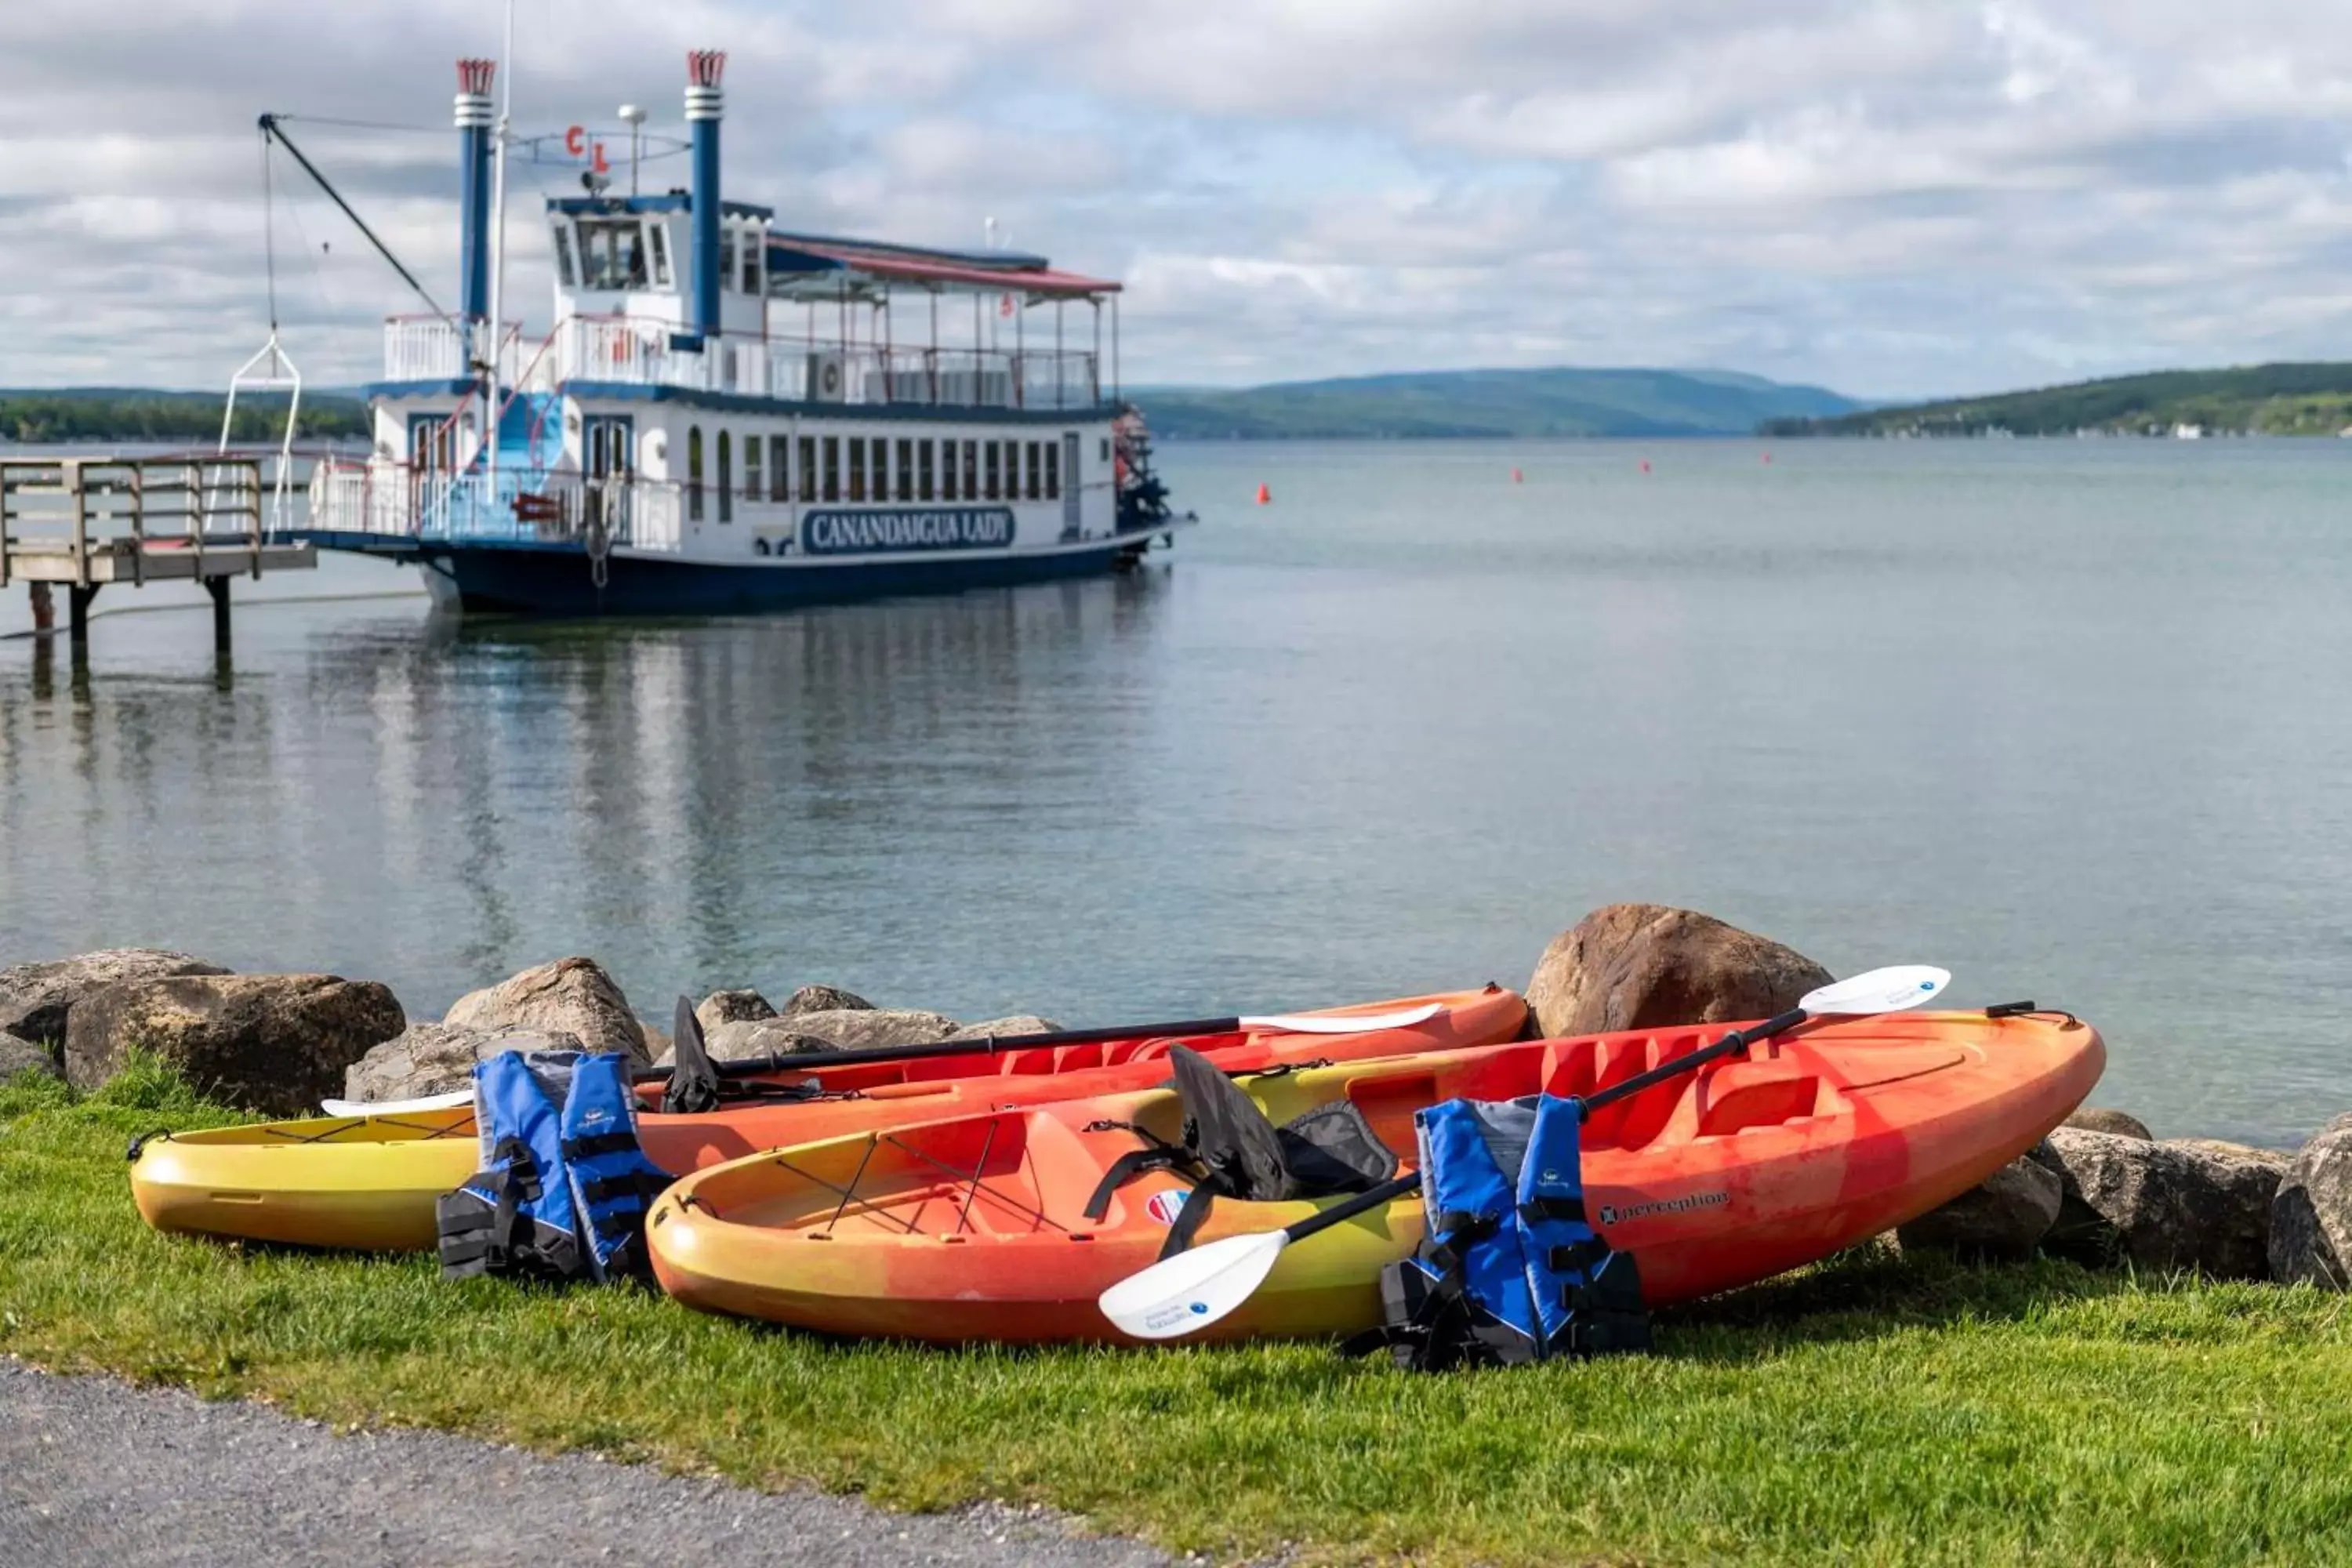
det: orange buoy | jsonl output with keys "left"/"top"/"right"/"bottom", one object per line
{"left": 1639, "top": 459, "right": 1651, "bottom": 474}
{"left": 1762, "top": 450, "right": 1773, "bottom": 464}
{"left": 1511, "top": 466, "right": 1523, "bottom": 483}
{"left": 1255, "top": 482, "right": 1271, "bottom": 504}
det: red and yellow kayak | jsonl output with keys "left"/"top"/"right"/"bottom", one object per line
{"left": 129, "top": 986, "right": 1526, "bottom": 1251}
{"left": 648, "top": 1008, "right": 2103, "bottom": 1343}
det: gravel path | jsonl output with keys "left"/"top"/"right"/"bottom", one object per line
{"left": 0, "top": 1359, "right": 1181, "bottom": 1567}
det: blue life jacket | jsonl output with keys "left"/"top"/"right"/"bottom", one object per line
{"left": 1348, "top": 1094, "right": 1650, "bottom": 1370}
{"left": 436, "top": 1051, "right": 671, "bottom": 1283}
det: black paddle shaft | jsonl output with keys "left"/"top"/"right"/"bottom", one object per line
{"left": 633, "top": 1014, "right": 1250, "bottom": 1087}
{"left": 1276, "top": 1006, "right": 1812, "bottom": 1245}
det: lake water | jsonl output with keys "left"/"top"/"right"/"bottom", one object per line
{"left": 3, "top": 437, "right": 2348, "bottom": 1146}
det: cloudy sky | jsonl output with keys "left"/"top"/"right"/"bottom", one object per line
{"left": 5, "top": 1, "right": 2352, "bottom": 400}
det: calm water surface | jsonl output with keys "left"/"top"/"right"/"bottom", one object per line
{"left": 3, "top": 438, "right": 2348, "bottom": 1145}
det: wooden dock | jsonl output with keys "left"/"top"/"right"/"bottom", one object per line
{"left": 1, "top": 456, "right": 316, "bottom": 648}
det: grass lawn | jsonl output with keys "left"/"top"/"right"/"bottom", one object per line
{"left": 5, "top": 1062, "right": 2350, "bottom": 1566}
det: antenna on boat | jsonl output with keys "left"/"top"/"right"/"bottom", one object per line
{"left": 619, "top": 103, "right": 647, "bottom": 197}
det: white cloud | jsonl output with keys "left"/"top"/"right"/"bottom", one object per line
{"left": 3, "top": 0, "right": 2352, "bottom": 399}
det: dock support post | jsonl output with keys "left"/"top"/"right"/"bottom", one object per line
{"left": 28, "top": 580, "right": 53, "bottom": 633}
{"left": 68, "top": 583, "right": 98, "bottom": 644}
{"left": 206, "top": 575, "right": 231, "bottom": 652}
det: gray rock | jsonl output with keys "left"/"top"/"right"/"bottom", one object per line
{"left": 1896, "top": 1149, "right": 2063, "bottom": 1259}
{"left": 695, "top": 989, "right": 776, "bottom": 1035}
{"left": 0, "top": 949, "right": 229, "bottom": 1047}
{"left": 0, "top": 1031, "right": 60, "bottom": 1080}
{"left": 956, "top": 1014, "right": 1063, "bottom": 1040}
{"left": 2172, "top": 1138, "right": 2291, "bottom": 1171}
{"left": 779, "top": 1007, "right": 961, "bottom": 1053}
{"left": 2031, "top": 1128, "right": 2282, "bottom": 1279}
{"left": 1523, "top": 904, "right": 1832, "bottom": 1038}
{"left": 703, "top": 1018, "right": 839, "bottom": 1062}
{"left": 2065, "top": 1106, "right": 2154, "bottom": 1140}
{"left": 781, "top": 985, "right": 876, "bottom": 1017}
{"left": 442, "top": 957, "right": 648, "bottom": 1065}
{"left": 342, "top": 1023, "right": 586, "bottom": 1103}
{"left": 2270, "top": 1111, "right": 2352, "bottom": 1287}
{"left": 64, "top": 974, "right": 405, "bottom": 1116}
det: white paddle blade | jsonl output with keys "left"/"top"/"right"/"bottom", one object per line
{"left": 1242, "top": 1003, "right": 1443, "bottom": 1036}
{"left": 1098, "top": 1231, "right": 1289, "bottom": 1340}
{"left": 1799, "top": 965, "right": 1951, "bottom": 1016}
{"left": 318, "top": 1089, "right": 470, "bottom": 1118}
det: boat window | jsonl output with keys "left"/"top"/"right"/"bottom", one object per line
{"left": 869, "top": 436, "right": 887, "bottom": 502}
{"left": 1044, "top": 440, "right": 1059, "bottom": 500}
{"left": 984, "top": 441, "right": 1000, "bottom": 501}
{"left": 687, "top": 426, "right": 705, "bottom": 522}
{"left": 962, "top": 439, "right": 978, "bottom": 499}
{"left": 740, "top": 229, "right": 760, "bottom": 296}
{"left": 577, "top": 218, "right": 650, "bottom": 291}
{"left": 649, "top": 222, "right": 671, "bottom": 288}
{"left": 799, "top": 435, "right": 817, "bottom": 502}
{"left": 744, "top": 435, "right": 761, "bottom": 502}
{"left": 848, "top": 437, "right": 867, "bottom": 502}
{"left": 717, "top": 431, "right": 733, "bottom": 523}
{"left": 1101, "top": 436, "right": 1111, "bottom": 463}
{"left": 551, "top": 222, "right": 578, "bottom": 288}
{"left": 822, "top": 436, "right": 840, "bottom": 502}
{"left": 919, "top": 439, "right": 935, "bottom": 501}
{"left": 1025, "top": 441, "right": 1042, "bottom": 500}
{"left": 771, "top": 432, "right": 789, "bottom": 502}
{"left": 895, "top": 438, "right": 913, "bottom": 502}
{"left": 720, "top": 229, "right": 736, "bottom": 293}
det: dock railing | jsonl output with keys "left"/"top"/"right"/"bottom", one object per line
{"left": 0, "top": 456, "right": 272, "bottom": 589}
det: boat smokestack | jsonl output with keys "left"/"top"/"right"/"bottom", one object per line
{"left": 455, "top": 59, "right": 496, "bottom": 324}
{"left": 685, "top": 49, "right": 726, "bottom": 344}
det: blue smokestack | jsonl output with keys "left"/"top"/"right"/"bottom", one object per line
{"left": 684, "top": 50, "right": 726, "bottom": 343}
{"left": 455, "top": 59, "right": 495, "bottom": 322}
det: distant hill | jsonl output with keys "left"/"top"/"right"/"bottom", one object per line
{"left": 1136, "top": 368, "right": 1859, "bottom": 439}
{"left": 1762, "top": 363, "right": 2352, "bottom": 438}
{"left": 0, "top": 389, "right": 368, "bottom": 445}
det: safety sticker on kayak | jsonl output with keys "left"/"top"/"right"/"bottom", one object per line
{"left": 1598, "top": 1190, "right": 1729, "bottom": 1227}
{"left": 1146, "top": 1189, "right": 1189, "bottom": 1225}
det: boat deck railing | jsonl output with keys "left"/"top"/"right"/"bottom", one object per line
{"left": 382, "top": 315, "right": 1102, "bottom": 412}
{"left": 306, "top": 459, "right": 685, "bottom": 554}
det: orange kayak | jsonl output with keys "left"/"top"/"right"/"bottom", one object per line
{"left": 129, "top": 986, "right": 1526, "bottom": 1251}
{"left": 648, "top": 1008, "right": 2103, "bottom": 1343}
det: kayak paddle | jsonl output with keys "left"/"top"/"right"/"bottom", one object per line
{"left": 1095, "top": 964, "right": 1951, "bottom": 1341}
{"left": 319, "top": 999, "right": 1452, "bottom": 1117}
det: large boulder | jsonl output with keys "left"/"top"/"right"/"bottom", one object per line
{"left": 342, "top": 1023, "right": 585, "bottom": 1103}
{"left": 782, "top": 985, "right": 875, "bottom": 1017}
{"left": 1896, "top": 1149, "right": 2063, "bottom": 1260}
{"left": 1524, "top": 905, "right": 1833, "bottom": 1037}
{"left": 2065, "top": 1107, "right": 2154, "bottom": 1140}
{"left": 2270, "top": 1112, "right": 2352, "bottom": 1288}
{"left": 703, "top": 1018, "right": 839, "bottom": 1062}
{"left": 0, "top": 949, "right": 229, "bottom": 1058}
{"left": 957, "top": 1014, "right": 1062, "bottom": 1040}
{"left": 0, "top": 1033, "right": 59, "bottom": 1080}
{"left": 782, "top": 1007, "right": 961, "bottom": 1053}
{"left": 64, "top": 974, "right": 405, "bottom": 1116}
{"left": 2030, "top": 1129, "right": 2281, "bottom": 1279}
{"left": 695, "top": 989, "right": 776, "bottom": 1036}
{"left": 441, "top": 958, "right": 648, "bottom": 1065}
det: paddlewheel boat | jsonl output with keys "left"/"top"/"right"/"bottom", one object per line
{"left": 291, "top": 51, "right": 1190, "bottom": 615}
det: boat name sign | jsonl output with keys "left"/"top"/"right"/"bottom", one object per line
{"left": 801, "top": 506, "right": 1015, "bottom": 555}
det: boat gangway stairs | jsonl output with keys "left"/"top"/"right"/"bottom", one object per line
{"left": 0, "top": 456, "right": 317, "bottom": 649}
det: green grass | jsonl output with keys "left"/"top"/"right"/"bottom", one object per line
{"left": 5, "top": 1064, "right": 2351, "bottom": 1566}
